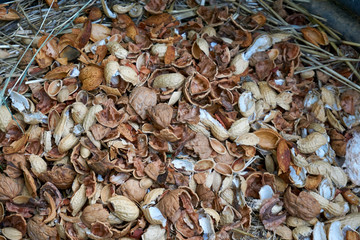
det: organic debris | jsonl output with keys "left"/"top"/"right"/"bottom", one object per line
{"left": 0, "top": 0, "right": 360, "bottom": 239}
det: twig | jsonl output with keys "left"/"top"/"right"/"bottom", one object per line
{"left": 341, "top": 40, "right": 360, "bottom": 48}
{"left": 0, "top": 0, "right": 55, "bottom": 105}
{"left": 232, "top": 228, "right": 265, "bottom": 239}
{"left": 0, "top": 0, "right": 94, "bottom": 106}
{"left": 294, "top": 63, "right": 333, "bottom": 74}
{"left": 303, "top": 56, "right": 360, "bottom": 92}
{"left": 330, "top": 42, "right": 360, "bottom": 80}
{"left": 18, "top": 4, "right": 39, "bottom": 34}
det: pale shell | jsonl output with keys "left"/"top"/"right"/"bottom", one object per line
{"left": 276, "top": 91, "right": 293, "bottom": 111}
{"left": 311, "top": 100, "right": 326, "bottom": 122}
{"left": 286, "top": 216, "right": 310, "bottom": 227}
{"left": 297, "top": 132, "right": 327, "bottom": 154}
{"left": 201, "top": 26, "right": 217, "bottom": 37}
{"left": 305, "top": 160, "right": 332, "bottom": 176}
{"left": 129, "top": 5, "right": 143, "bottom": 18}
{"left": 71, "top": 102, "right": 88, "bottom": 124}
{"left": 319, "top": 178, "right": 335, "bottom": 200}
{"left": 80, "top": 145, "right": 91, "bottom": 158}
{"left": 238, "top": 91, "right": 255, "bottom": 117}
{"left": 57, "top": 88, "right": 70, "bottom": 103}
{"left": 228, "top": 118, "right": 250, "bottom": 141}
{"left": 300, "top": 70, "right": 315, "bottom": 80}
{"left": 70, "top": 184, "right": 87, "bottom": 216}
{"left": 101, "top": 0, "right": 117, "bottom": 19}
{"left": 0, "top": 105, "right": 12, "bottom": 132}
{"left": 192, "top": 38, "right": 210, "bottom": 59}
{"left": 308, "top": 123, "right": 327, "bottom": 134}
{"left": 231, "top": 53, "right": 249, "bottom": 75}
{"left": 258, "top": 81, "right": 277, "bottom": 109}
{"left": 242, "top": 81, "right": 261, "bottom": 99}
{"left": 290, "top": 148, "right": 309, "bottom": 167}
{"left": 140, "top": 178, "right": 153, "bottom": 189}
{"left": 235, "top": 133, "right": 260, "bottom": 146}
{"left": 83, "top": 105, "right": 103, "bottom": 131}
{"left": 142, "top": 207, "right": 167, "bottom": 226}
{"left": 142, "top": 225, "right": 166, "bottom": 240}
{"left": 2, "top": 227, "right": 22, "bottom": 240}
{"left": 203, "top": 208, "right": 221, "bottom": 226}
{"left": 292, "top": 226, "right": 312, "bottom": 240}
{"left": 168, "top": 91, "right": 182, "bottom": 106}
{"left": 220, "top": 188, "right": 234, "bottom": 205}
{"left": 326, "top": 109, "right": 345, "bottom": 132}
{"left": 329, "top": 167, "right": 347, "bottom": 188}
{"left": 151, "top": 44, "right": 167, "bottom": 58}
{"left": 327, "top": 221, "right": 343, "bottom": 240}
{"left": 274, "top": 225, "right": 292, "bottom": 240}
{"left": 142, "top": 188, "right": 165, "bottom": 206}
{"left": 118, "top": 65, "right": 139, "bottom": 85}
{"left": 244, "top": 34, "right": 273, "bottom": 60}
{"left": 113, "top": 3, "right": 135, "bottom": 14}
{"left": 309, "top": 191, "right": 346, "bottom": 216}
{"left": 28, "top": 154, "right": 47, "bottom": 176}
{"left": 188, "top": 123, "right": 211, "bottom": 138}
{"left": 199, "top": 109, "right": 229, "bottom": 141}
{"left": 104, "top": 61, "right": 120, "bottom": 86}
{"left": 47, "top": 80, "right": 63, "bottom": 97}
{"left": 220, "top": 205, "right": 234, "bottom": 225}
{"left": 108, "top": 195, "right": 140, "bottom": 221}
{"left": 107, "top": 41, "right": 128, "bottom": 60}
{"left": 58, "top": 133, "right": 79, "bottom": 153}
{"left": 321, "top": 86, "right": 340, "bottom": 111}
{"left": 153, "top": 73, "right": 185, "bottom": 89}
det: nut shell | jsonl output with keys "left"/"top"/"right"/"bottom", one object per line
{"left": 107, "top": 41, "right": 128, "bottom": 59}
{"left": 0, "top": 105, "right": 12, "bottom": 132}
{"left": 153, "top": 73, "right": 185, "bottom": 89}
{"left": 228, "top": 118, "right": 250, "bottom": 141}
{"left": 118, "top": 65, "right": 139, "bottom": 85}
{"left": 79, "top": 65, "right": 104, "bottom": 91}
{"left": 108, "top": 195, "right": 139, "bottom": 221}
{"left": 284, "top": 188, "right": 321, "bottom": 221}
{"left": 297, "top": 132, "right": 327, "bottom": 154}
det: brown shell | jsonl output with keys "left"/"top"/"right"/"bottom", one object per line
{"left": 254, "top": 128, "right": 281, "bottom": 150}
{"left": 209, "top": 137, "right": 226, "bottom": 155}
{"left": 301, "top": 27, "right": 329, "bottom": 47}
{"left": 214, "top": 162, "right": 232, "bottom": 176}
{"left": 79, "top": 65, "right": 104, "bottom": 91}
{"left": 194, "top": 159, "right": 215, "bottom": 172}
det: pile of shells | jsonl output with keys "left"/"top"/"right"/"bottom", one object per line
{"left": 0, "top": 0, "right": 360, "bottom": 239}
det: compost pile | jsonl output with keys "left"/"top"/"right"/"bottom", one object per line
{"left": 0, "top": 0, "right": 360, "bottom": 239}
